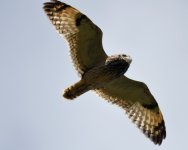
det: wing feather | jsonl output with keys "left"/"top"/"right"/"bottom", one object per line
{"left": 95, "top": 76, "right": 166, "bottom": 145}
{"left": 43, "top": 0, "right": 107, "bottom": 75}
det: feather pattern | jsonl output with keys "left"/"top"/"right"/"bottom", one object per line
{"left": 43, "top": 0, "right": 107, "bottom": 75}
{"left": 95, "top": 76, "right": 166, "bottom": 145}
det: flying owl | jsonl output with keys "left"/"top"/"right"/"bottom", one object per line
{"left": 43, "top": 0, "right": 166, "bottom": 145}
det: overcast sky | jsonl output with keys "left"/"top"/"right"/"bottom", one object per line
{"left": 1, "top": 0, "right": 188, "bottom": 150}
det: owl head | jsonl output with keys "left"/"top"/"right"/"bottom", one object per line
{"left": 105, "top": 54, "right": 132, "bottom": 66}
{"left": 105, "top": 54, "right": 132, "bottom": 76}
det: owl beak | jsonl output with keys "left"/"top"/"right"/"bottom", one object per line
{"left": 125, "top": 55, "right": 132, "bottom": 64}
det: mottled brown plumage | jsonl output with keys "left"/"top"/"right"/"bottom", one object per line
{"left": 43, "top": 0, "right": 166, "bottom": 145}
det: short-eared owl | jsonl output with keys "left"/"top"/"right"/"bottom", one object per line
{"left": 43, "top": 0, "right": 166, "bottom": 145}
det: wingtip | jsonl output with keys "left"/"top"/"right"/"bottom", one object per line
{"left": 43, "top": 0, "right": 58, "bottom": 8}
{"left": 43, "top": 1, "right": 58, "bottom": 13}
{"left": 148, "top": 120, "right": 166, "bottom": 145}
{"left": 43, "top": 0, "right": 70, "bottom": 13}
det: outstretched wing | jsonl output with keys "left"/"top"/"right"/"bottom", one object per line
{"left": 43, "top": 0, "right": 107, "bottom": 75}
{"left": 95, "top": 76, "right": 166, "bottom": 145}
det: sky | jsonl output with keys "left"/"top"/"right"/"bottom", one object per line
{"left": 0, "top": 0, "right": 188, "bottom": 150}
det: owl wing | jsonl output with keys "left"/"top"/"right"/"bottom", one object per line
{"left": 43, "top": 0, "right": 107, "bottom": 75}
{"left": 95, "top": 76, "right": 166, "bottom": 145}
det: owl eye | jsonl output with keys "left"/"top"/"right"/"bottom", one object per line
{"left": 122, "top": 54, "right": 127, "bottom": 57}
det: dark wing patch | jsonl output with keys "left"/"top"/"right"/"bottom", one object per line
{"left": 76, "top": 15, "right": 87, "bottom": 26}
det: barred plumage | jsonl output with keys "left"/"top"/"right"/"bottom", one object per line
{"left": 43, "top": 0, "right": 166, "bottom": 145}
{"left": 43, "top": 0, "right": 107, "bottom": 75}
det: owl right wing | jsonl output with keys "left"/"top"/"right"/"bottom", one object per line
{"left": 43, "top": 0, "right": 107, "bottom": 75}
{"left": 95, "top": 76, "right": 166, "bottom": 145}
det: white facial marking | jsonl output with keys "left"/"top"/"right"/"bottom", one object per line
{"left": 122, "top": 55, "right": 132, "bottom": 64}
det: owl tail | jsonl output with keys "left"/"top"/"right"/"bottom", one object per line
{"left": 63, "top": 80, "right": 90, "bottom": 100}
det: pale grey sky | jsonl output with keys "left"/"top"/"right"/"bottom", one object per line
{"left": 0, "top": 0, "right": 188, "bottom": 150}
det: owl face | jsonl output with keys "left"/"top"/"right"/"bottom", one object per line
{"left": 105, "top": 54, "right": 132, "bottom": 65}
{"left": 105, "top": 54, "right": 132, "bottom": 77}
{"left": 120, "top": 54, "right": 132, "bottom": 65}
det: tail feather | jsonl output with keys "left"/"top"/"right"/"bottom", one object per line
{"left": 63, "top": 80, "right": 89, "bottom": 99}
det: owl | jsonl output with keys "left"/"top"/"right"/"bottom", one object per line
{"left": 43, "top": 0, "right": 166, "bottom": 145}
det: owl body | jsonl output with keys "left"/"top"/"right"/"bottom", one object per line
{"left": 63, "top": 55, "right": 131, "bottom": 99}
{"left": 83, "top": 55, "right": 131, "bottom": 86}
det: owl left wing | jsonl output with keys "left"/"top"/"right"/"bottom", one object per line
{"left": 95, "top": 76, "right": 166, "bottom": 145}
{"left": 43, "top": 0, "right": 107, "bottom": 75}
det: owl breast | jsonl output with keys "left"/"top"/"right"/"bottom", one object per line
{"left": 82, "top": 58, "right": 130, "bottom": 88}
